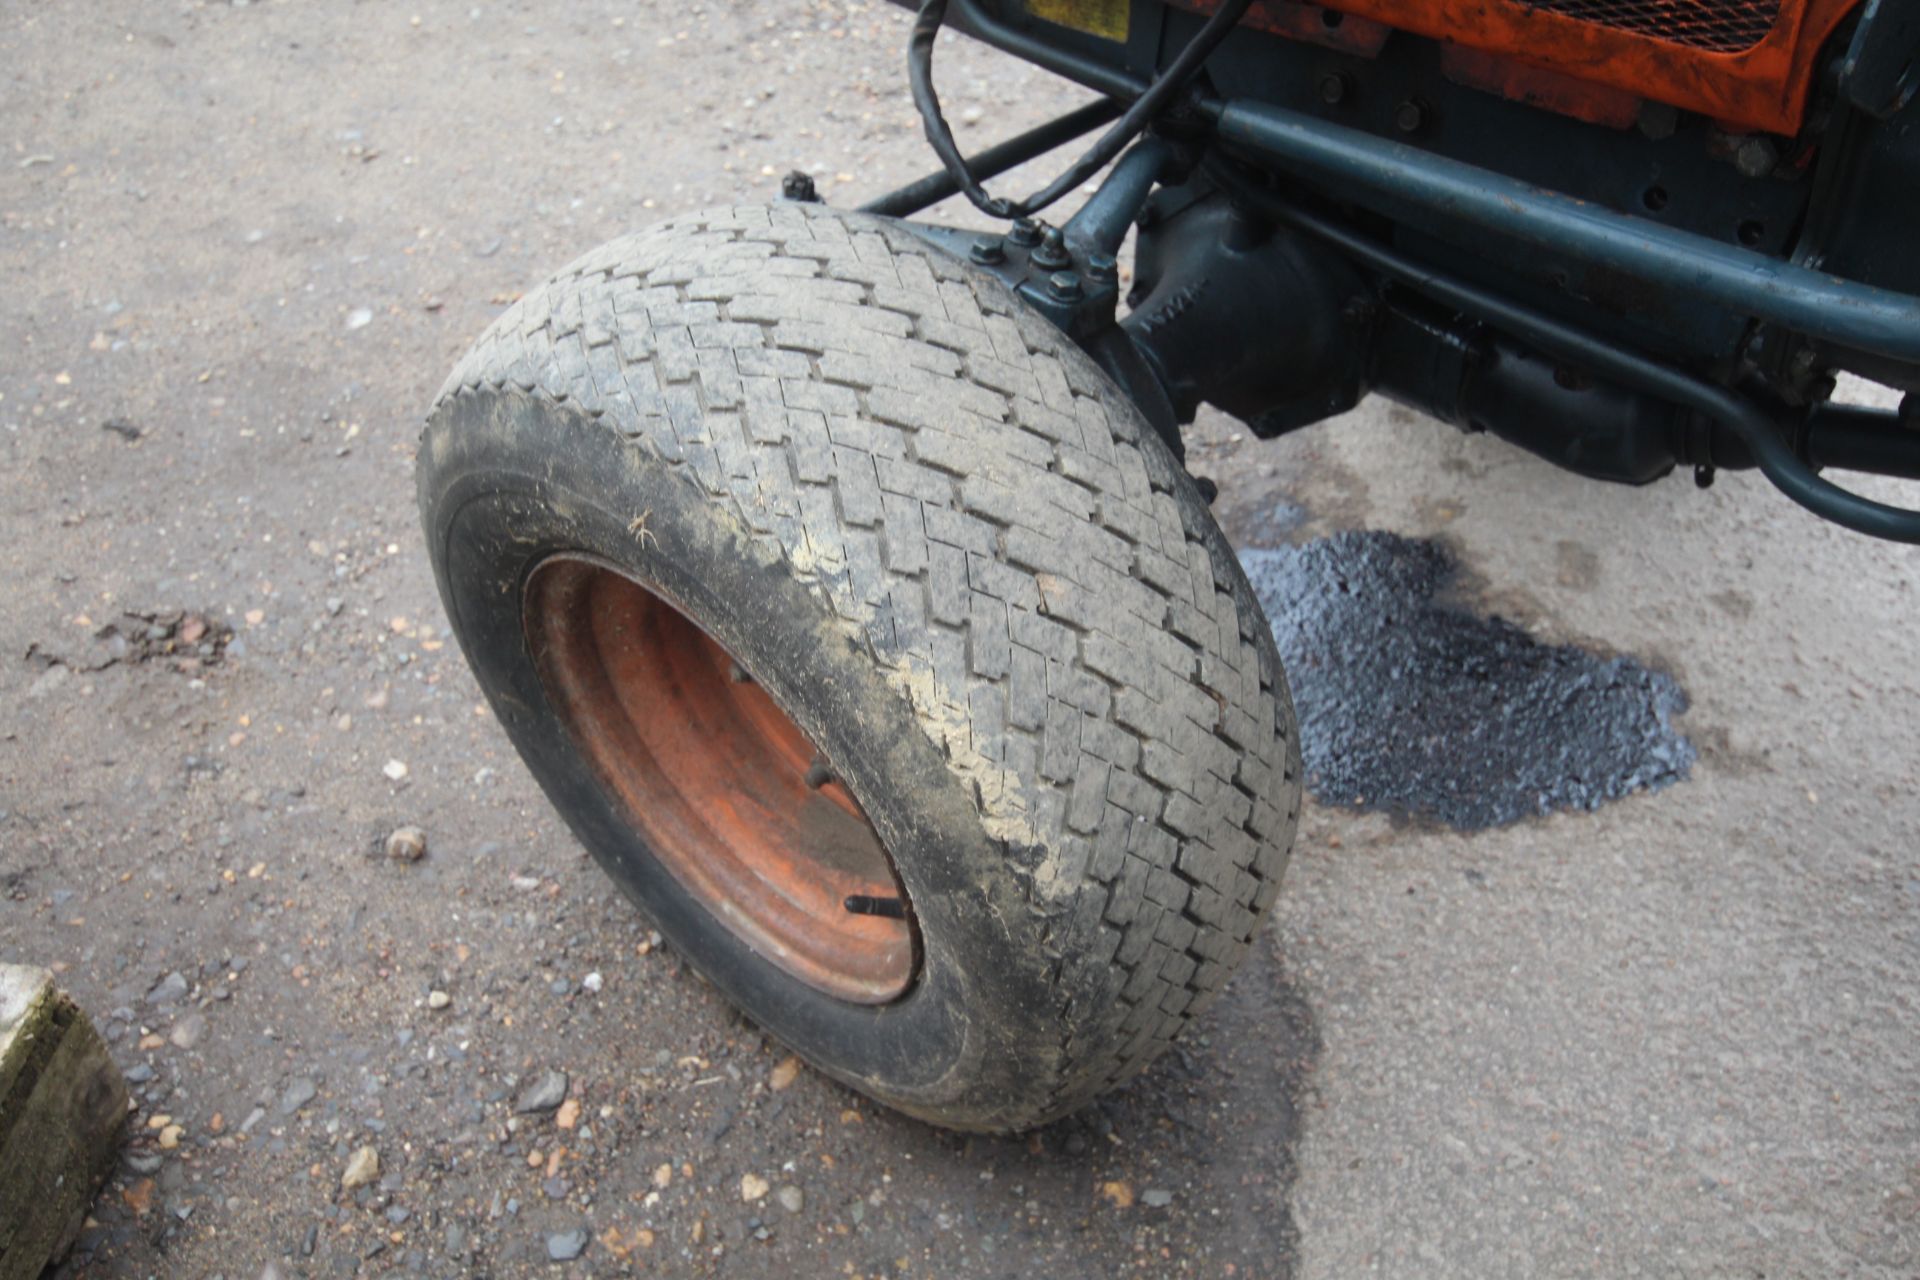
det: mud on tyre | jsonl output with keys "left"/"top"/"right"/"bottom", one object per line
{"left": 417, "top": 203, "right": 1302, "bottom": 1131}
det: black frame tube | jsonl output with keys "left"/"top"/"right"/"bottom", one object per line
{"left": 859, "top": 99, "right": 1123, "bottom": 220}
{"left": 911, "top": 4, "right": 1920, "bottom": 370}
{"left": 906, "top": 0, "right": 1248, "bottom": 219}
{"left": 1211, "top": 100, "right": 1920, "bottom": 367}
{"left": 1061, "top": 137, "right": 1174, "bottom": 259}
{"left": 1233, "top": 184, "right": 1920, "bottom": 542}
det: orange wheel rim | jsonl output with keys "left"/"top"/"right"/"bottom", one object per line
{"left": 524, "top": 555, "right": 915, "bottom": 1004}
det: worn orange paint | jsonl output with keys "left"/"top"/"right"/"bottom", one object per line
{"left": 1439, "top": 45, "right": 1644, "bottom": 129}
{"left": 524, "top": 555, "right": 915, "bottom": 1004}
{"left": 1172, "top": 0, "right": 1861, "bottom": 135}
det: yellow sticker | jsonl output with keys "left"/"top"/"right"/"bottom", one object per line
{"left": 1027, "top": 0, "right": 1129, "bottom": 43}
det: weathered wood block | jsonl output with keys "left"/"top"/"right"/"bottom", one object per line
{"left": 0, "top": 965, "right": 128, "bottom": 1280}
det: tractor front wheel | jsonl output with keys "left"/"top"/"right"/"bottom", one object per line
{"left": 417, "top": 204, "right": 1301, "bottom": 1131}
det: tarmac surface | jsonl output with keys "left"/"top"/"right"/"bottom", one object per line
{"left": 3, "top": 2, "right": 1917, "bottom": 1277}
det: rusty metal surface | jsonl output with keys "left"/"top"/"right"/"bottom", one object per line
{"left": 524, "top": 557, "right": 914, "bottom": 1005}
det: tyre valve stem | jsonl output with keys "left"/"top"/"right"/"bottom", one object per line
{"left": 844, "top": 895, "right": 908, "bottom": 919}
{"left": 804, "top": 756, "right": 835, "bottom": 790}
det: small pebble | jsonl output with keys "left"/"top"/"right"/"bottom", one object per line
{"left": 776, "top": 1185, "right": 804, "bottom": 1214}
{"left": 514, "top": 1069, "right": 568, "bottom": 1113}
{"left": 279, "top": 1078, "right": 317, "bottom": 1114}
{"left": 427, "top": 990, "right": 451, "bottom": 1010}
{"left": 146, "top": 972, "right": 188, "bottom": 1006}
{"left": 545, "top": 1228, "right": 589, "bottom": 1262}
{"left": 341, "top": 1145, "right": 380, "bottom": 1190}
{"left": 385, "top": 825, "right": 427, "bottom": 862}
{"left": 169, "top": 1012, "right": 207, "bottom": 1050}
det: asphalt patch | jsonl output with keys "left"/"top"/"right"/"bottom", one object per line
{"left": 1240, "top": 530, "right": 1693, "bottom": 830}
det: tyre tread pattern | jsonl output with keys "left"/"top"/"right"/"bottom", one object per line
{"left": 432, "top": 205, "right": 1301, "bottom": 1115}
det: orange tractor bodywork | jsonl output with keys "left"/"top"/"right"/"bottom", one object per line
{"left": 1175, "top": 0, "right": 1862, "bottom": 133}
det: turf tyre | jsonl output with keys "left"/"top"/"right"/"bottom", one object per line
{"left": 417, "top": 203, "right": 1302, "bottom": 1131}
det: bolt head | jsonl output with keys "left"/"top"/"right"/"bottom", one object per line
{"left": 969, "top": 237, "right": 1006, "bottom": 265}
{"left": 1031, "top": 226, "right": 1071, "bottom": 271}
{"left": 779, "top": 171, "right": 818, "bottom": 202}
{"left": 1047, "top": 271, "right": 1083, "bottom": 302}
{"left": 1395, "top": 99, "right": 1428, "bottom": 133}
{"left": 1318, "top": 72, "right": 1348, "bottom": 106}
{"left": 1733, "top": 136, "right": 1778, "bottom": 179}
{"left": 1085, "top": 251, "right": 1118, "bottom": 283}
{"left": 1008, "top": 218, "right": 1042, "bottom": 247}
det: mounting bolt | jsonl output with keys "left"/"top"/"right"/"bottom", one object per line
{"left": 1085, "top": 251, "right": 1118, "bottom": 283}
{"left": 1318, "top": 72, "right": 1350, "bottom": 106}
{"left": 780, "top": 170, "right": 820, "bottom": 203}
{"left": 969, "top": 236, "right": 1006, "bottom": 265}
{"left": 1637, "top": 101, "right": 1679, "bottom": 141}
{"left": 1008, "top": 217, "right": 1043, "bottom": 248}
{"left": 1733, "top": 135, "right": 1778, "bottom": 179}
{"left": 1047, "top": 271, "right": 1083, "bottom": 303}
{"left": 1032, "top": 226, "right": 1071, "bottom": 271}
{"left": 1394, "top": 98, "right": 1429, "bottom": 134}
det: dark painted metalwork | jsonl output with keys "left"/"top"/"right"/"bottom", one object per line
{"left": 937, "top": 0, "right": 1153, "bottom": 104}
{"left": 781, "top": 171, "right": 822, "bottom": 203}
{"left": 1061, "top": 136, "right": 1173, "bottom": 259}
{"left": 1803, "top": 404, "right": 1920, "bottom": 480}
{"left": 859, "top": 99, "right": 1122, "bottom": 219}
{"left": 1838, "top": 0, "right": 1920, "bottom": 117}
{"left": 1208, "top": 99, "right": 1920, "bottom": 367}
{"left": 907, "top": 0, "right": 1249, "bottom": 219}
{"left": 1124, "top": 189, "right": 1368, "bottom": 434}
{"left": 868, "top": 0, "right": 1920, "bottom": 540}
{"left": 1232, "top": 188, "right": 1920, "bottom": 542}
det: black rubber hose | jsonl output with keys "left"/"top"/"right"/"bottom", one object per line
{"left": 858, "top": 99, "right": 1122, "bottom": 219}
{"left": 908, "top": 0, "right": 1252, "bottom": 220}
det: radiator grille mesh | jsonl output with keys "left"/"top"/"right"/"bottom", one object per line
{"left": 1525, "top": 0, "right": 1781, "bottom": 52}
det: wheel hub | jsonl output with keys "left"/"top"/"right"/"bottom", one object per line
{"left": 523, "top": 556, "right": 914, "bottom": 1004}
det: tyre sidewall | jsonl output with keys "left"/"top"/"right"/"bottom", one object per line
{"left": 420, "top": 387, "right": 1067, "bottom": 1129}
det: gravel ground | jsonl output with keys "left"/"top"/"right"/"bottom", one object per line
{"left": 3, "top": 3, "right": 1916, "bottom": 1278}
